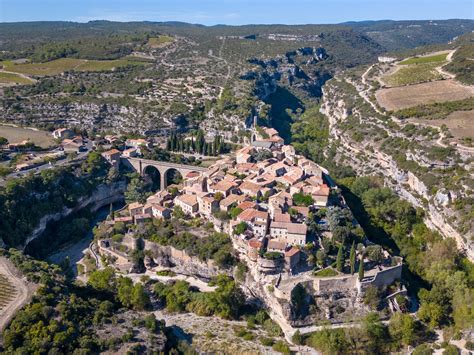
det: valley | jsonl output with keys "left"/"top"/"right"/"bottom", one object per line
{"left": 0, "top": 18, "right": 473, "bottom": 355}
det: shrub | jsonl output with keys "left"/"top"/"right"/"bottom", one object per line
{"left": 442, "top": 344, "right": 460, "bottom": 355}
{"left": 272, "top": 340, "right": 291, "bottom": 354}
{"left": 314, "top": 268, "right": 338, "bottom": 277}
{"left": 260, "top": 337, "right": 274, "bottom": 347}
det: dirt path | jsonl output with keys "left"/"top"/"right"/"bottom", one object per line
{"left": 0, "top": 69, "right": 37, "bottom": 84}
{"left": 0, "top": 257, "right": 36, "bottom": 333}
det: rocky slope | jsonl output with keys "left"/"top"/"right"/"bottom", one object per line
{"left": 320, "top": 77, "right": 473, "bottom": 260}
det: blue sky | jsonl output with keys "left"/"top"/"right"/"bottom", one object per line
{"left": 1, "top": 0, "right": 472, "bottom": 24}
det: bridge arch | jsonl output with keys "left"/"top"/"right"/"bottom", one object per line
{"left": 164, "top": 168, "right": 183, "bottom": 188}
{"left": 143, "top": 165, "right": 161, "bottom": 191}
{"left": 121, "top": 157, "right": 208, "bottom": 191}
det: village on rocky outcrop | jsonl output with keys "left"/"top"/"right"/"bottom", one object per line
{"left": 93, "top": 126, "right": 404, "bottom": 338}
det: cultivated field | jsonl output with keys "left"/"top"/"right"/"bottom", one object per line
{"left": 0, "top": 274, "right": 16, "bottom": 311}
{"left": 0, "top": 257, "right": 36, "bottom": 333}
{"left": 0, "top": 72, "right": 35, "bottom": 85}
{"left": 147, "top": 35, "right": 174, "bottom": 48}
{"left": 376, "top": 79, "right": 474, "bottom": 111}
{"left": 0, "top": 58, "right": 146, "bottom": 76}
{"left": 412, "top": 110, "right": 474, "bottom": 143}
{"left": 0, "top": 125, "right": 55, "bottom": 148}
{"left": 382, "top": 62, "right": 444, "bottom": 87}
{"left": 398, "top": 52, "right": 448, "bottom": 65}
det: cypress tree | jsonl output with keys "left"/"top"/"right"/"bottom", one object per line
{"left": 350, "top": 241, "right": 356, "bottom": 275}
{"left": 358, "top": 255, "right": 365, "bottom": 281}
{"left": 109, "top": 203, "right": 114, "bottom": 220}
{"left": 336, "top": 244, "right": 344, "bottom": 272}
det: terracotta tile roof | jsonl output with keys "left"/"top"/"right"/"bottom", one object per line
{"left": 237, "top": 208, "right": 268, "bottom": 222}
{"left": 129, "top": 202, "right": 144, "bottom": 210}
{"left": 211, "top": 180, "right": 237, "bottom": 192}
{"left": 248, "top": 238, "right": 263, "bottom": 249}
{"left": 220, "top": 194, "right": 246, "bottom": 207}
{"left": 267, "top": 239, "right": 286, "bottom": 251}
{"left": 285, "top": 247, "right": 300, "bottom": 257}
{"left": 176, "top": 194, "right": 198, "bottom": 206}
{"left": 186, "top": 171, "right": 201, "bottom": 179}
{"left": 152, "top": 204, "right": 168, "bottom": 212}
{"left": 239, "top": 181, "right": 261, "bottom": 195}
{"left": 292, "top": 206, "right": 310, "bottom": 217}
{"left": 271, "top": 221, "right": 307, "bottom": 235}
{"left": 103, "top": 149, "right": 121, "bottom": 156}
{"left": 237, "top": 201, "right": 257, "bottom": 210}
{"left": 274, "top": 213, "right": 292, "bottom": 223}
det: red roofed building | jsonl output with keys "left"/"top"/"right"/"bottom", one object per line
{"left": 237, "top": 209, "right": 269, "bottom": 237}
{"left": 247, "top": 238, "right": 263, "bottom": 261}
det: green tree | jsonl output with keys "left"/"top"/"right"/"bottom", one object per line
{"left": 131, "top": 283, "right": 150, "bottom": 311}
{"left": 349, "top": 241, "right": 356, "bottom": 275}
{"left": 389, "top": 313, "right": 416, "bottom": 348}
{"left": 234, "top": 222, "right": 248, "bottom": 235}
{"left": 88, "top": 267, "right": 115, "bottom": 291}
{"left": 336, "top": 244, "right": 344, "bottom": 272}
{"left": 0, "top": 136, "right": 9, "bottom": 147}
{"left": 117, "top": 277, "right": 134, "bottom": 308}
{"left": 358, "top": 255, "right": 365, "bottom": 280}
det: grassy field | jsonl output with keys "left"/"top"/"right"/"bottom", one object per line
{"left": 0, "top": 72, "right": 35, "bottom": 85}
{"left": 399, "top": 53, "right": 448, "bottom": 65}
{"left": 376, "top": 79, "right": 474, "bottom": 111}
{"left": 0, "top": 125, "right": 55, "bottom": 148}
{"left": 148, "top": 35, "right": 174, "bottom": 48}
{"left": 0, "top": 58, "right": 84, "bottom": 76}
{"left": 383, "top": 62, "right": 445, "bottom": 87}
{"left": 0, "top": 274, "right": 16, "bottom": 311}
{"left": 0, "top": 58, "right": 146, "bottom": 76}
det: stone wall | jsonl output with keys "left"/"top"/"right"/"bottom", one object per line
{"left": 315, "top": 274, "right": 357, "bottom": 294}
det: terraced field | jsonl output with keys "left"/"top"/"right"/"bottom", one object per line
{"left": 0, "top": 274, "right": 17, "bottom": 311}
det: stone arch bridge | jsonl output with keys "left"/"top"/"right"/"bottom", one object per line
{"left": 121, "top": 157, "right": 208, "bottom": 190}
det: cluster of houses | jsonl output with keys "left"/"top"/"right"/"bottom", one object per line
{"left": 110, "top": 126, "right": 333, "bottom": 272}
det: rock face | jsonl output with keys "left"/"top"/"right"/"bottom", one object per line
{"left": 23, "top": 181, "right": 126, "bottom": 249}
{"left": 0, "top": 100, "right": 162, "bottom": 134}
{"left": 320, "top": 81, "right": 473, "bottom": 261}
{"left": 143, "top": 240, "right": 232, "bottom": 280}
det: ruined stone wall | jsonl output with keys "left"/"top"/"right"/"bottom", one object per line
{"left": 143, "top": 241, "right": 229, "bottom": 280}
{"left": 314, "top": 275, "right": 357, "bottom": 294}
{"left": 369, "top": 264, "right": 402, "bottom": 288}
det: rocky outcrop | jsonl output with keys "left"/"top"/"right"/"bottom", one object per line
{"left": 321, "top": 81, "right": 473, "bottom": 261}
{"left": 0, "top": 100, "right": 160, "bottom": 133}
{"left": 143, "top": 241, "right": 232, "bottom": 280}
{"left": 23, "top": 181, "right": 126, "bottom": 249}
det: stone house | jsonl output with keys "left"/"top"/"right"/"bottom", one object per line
{"left": 151, "top": 205, "right": 171, "bottom": 219}
{"left": 174, "top": 194, "right": 199, "bottom": 215}
{"left": 270, "top": 221, "right": 307, "bottom": 246}
{"left": 197, "top": 194, "right": 220, "bottom": 216}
